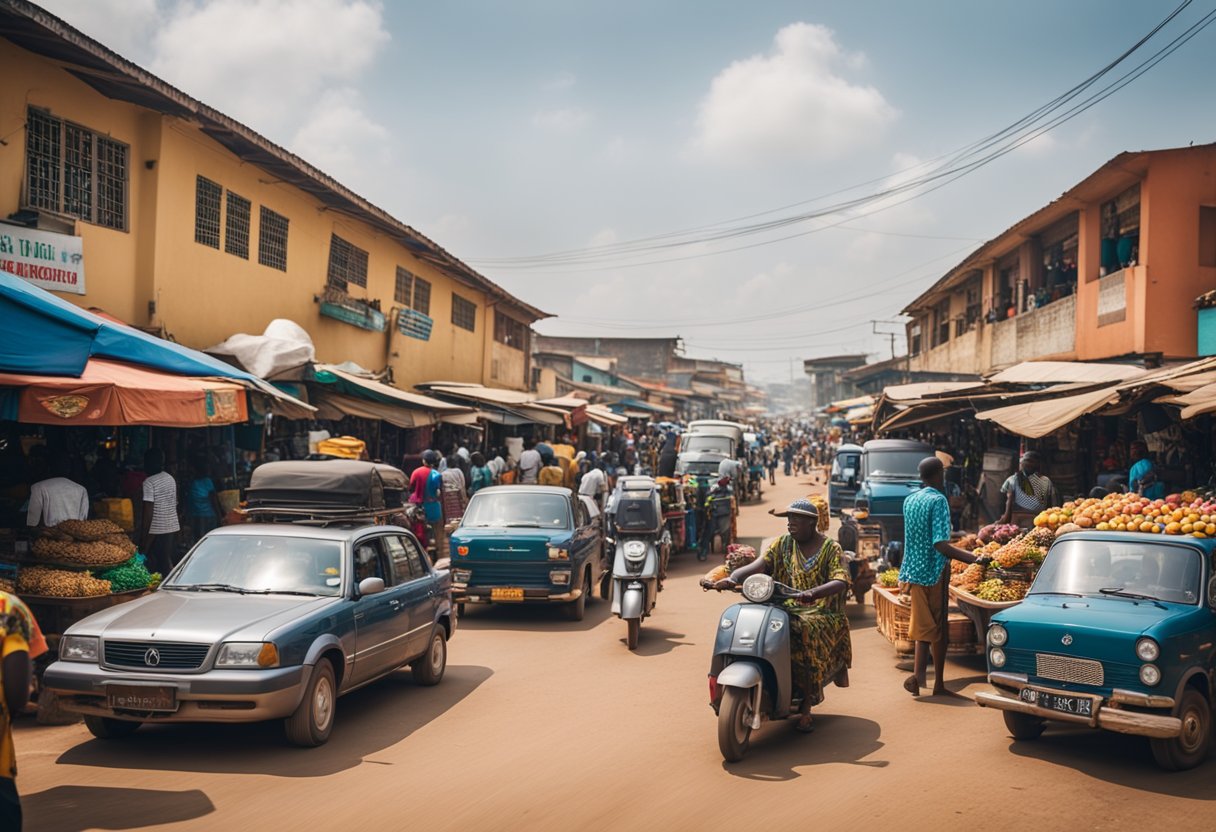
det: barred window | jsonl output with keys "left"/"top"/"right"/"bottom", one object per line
{"left": 394, "top": 266, "right": 413, "bottom": 305}
{"left": 413, "top": 277, "right": 431, "bottom": 315}
{"left": 494, "top": 310, "right": 528, "bottom": 349}
{"left": 258, "top": 207, "right": 289, "bottom": 271}
{"left": 327, "top": 233, "right": 368, "bottom": 291}
{"left": 452, "top": 293, "right": 477, "bottom": 331}
{"left": 224, "top": 192, "right": 251, "bottom": 259}
{"left": 194, "top": 176, "right": 222, "bottom": 248}
{"left": 24, "top": 107, "right": 128, "bottom": 230}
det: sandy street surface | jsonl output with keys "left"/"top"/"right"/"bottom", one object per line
{"left": 14, "top": 474, "right": 1214, "bottom": 831}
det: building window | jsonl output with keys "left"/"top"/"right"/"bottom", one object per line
{"left": 258, "top": 207, "right": 289, "bottom": 270}
{"left": 909, "top": 323, "right": 922, "bottom": 357}
{"left": 224, "top": 192, "right": 251, "bottom": 259}
{"left": 413, "top": 277, "right": 431, "bottom": 315}
{"left": 1100, "top": 184, "right": 1141, "bottom": 276}
{"left": 494, "top": 310, "right": 528, "bottom": 350}
{"left": 931, "top": 299, "right": 951, "bottom": 348}
{"left": 327, "top": 233, "right": 368, "bottom": 291}
{"left": 452, "top": 293, "right": 476, "bottom": 331}
{"left": 1200, "top": 206, "right": 1216, "bottom": 268}
{"left": 394, "top": 266, "right": 413, "bottom": 305}
{"left": 25, "top": 107, "right": 128, "bottom": 230}
{"left": 194, "top": 176, "right": 222, "bottom": 248}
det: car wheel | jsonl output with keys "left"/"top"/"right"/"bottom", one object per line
{"left": 412, "top": 631, "right": 447, "bottom": 686}
{"left": 1151, "top": 688, "right": 1211, "bottom": 770}
{"left": 284, "top": 659, "right": 336, "bottom": 747}
{"left": 564, "top": 570, "right": 589, "bottom": 621}
{"left": 1003, "top": 710, "right": 1045, "bottom": 741}
{"left": 83, "top": 715, "right": 140, "bottom": 739}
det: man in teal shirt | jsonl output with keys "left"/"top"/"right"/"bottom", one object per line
{"left": 900, "top": 457, "right": 990, "bottom": 696}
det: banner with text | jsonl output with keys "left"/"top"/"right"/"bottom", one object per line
{"left": 0, "top": 225, "right": 86, "bottom": 295}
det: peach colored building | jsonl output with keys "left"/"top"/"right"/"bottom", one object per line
{"left": 903, "top": 144, "right": 1216, "bottom": 375}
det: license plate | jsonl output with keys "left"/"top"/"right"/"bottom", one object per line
{"left": 491, "top": 587, "right": 524, "bottom": 602}
{"left": 1019, "top": 687, "right": 1093, "bottom": 717}
{"left": 107, "top": 684, "right": 177, "bottom": 712}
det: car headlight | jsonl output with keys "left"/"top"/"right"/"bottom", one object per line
{"left": 989, "top": 647, "right": 1007, "bottom": 668}
{"left": 623, "top": 540, "right": 647, "bottom": 560}
{"left": 216, "top": 642, "right": 279, "bottom": 668}
{"left": 60, "top": 635, "right": 99, "bottom": 663}
{"left": 453, "top": 568, "right": 472, "bottom": 583}
{"left": 1135, "top": 638, "right": 1160, "bottom": 662}
{"left": 1139, "top": 664, "right": 1161, "bottom": 686}
{"left": 987, "top": 624, "right": 1008, "bottom": 647}
{"left": 549, "top": 569, "right": 571, "bottom": 585}
{"left": 547, "top": 546, "right": 569, "bottom": 560}
{"left": 741, "top": 574, "right": 774, "bottom": 603}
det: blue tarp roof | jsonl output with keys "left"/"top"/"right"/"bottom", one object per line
{"left": 0, "top": 269, "right": 259, "bottom": 382}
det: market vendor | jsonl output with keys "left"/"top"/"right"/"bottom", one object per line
{"left": 1128, "top": 441, "right": 1166, "bottom": 500}
{"left": 25, "top": 451, "right": 90, "bottom": 528}
{"left": 999, "top": 451, "right": 1056, "bottom": 527}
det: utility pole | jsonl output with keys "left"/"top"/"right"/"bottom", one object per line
{"left": 871, "top": 319, "right": 907, "bottom": 360}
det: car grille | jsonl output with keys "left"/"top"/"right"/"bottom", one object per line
{"left": 104, "top": 641, "right": 211, "bottom": 670}
{"left": 467, "top": 563, "right": 553, "bottom": 588}
{"left": 1035, "top": 653, "right": 1104, "bottom": 686}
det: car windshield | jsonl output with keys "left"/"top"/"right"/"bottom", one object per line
{"left": 1031, "top": 538, "right": 1202, "bottom": 605}
{"left": 866, "top": 450, "right": 926, "bottom": 478}
{"left": 462, "top": 492, "right": 571, "bottom": 529}
{"left": 682, "top": 461, "right": 720, "bottom": 477}
{"left": 681, "top": 435, "right": 732, "bottom": 455}
{"left": 165, "top": 535, "right": 342, "bottom": 596}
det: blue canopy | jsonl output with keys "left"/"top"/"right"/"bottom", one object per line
{"left": 0, "top": 269, "right": 258, "bottom": 382}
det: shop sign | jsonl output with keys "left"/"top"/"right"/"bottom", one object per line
{"left": 0, "top": 225, "right": 86, "bottom": 294}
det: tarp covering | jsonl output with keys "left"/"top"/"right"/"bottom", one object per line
{"left": 313, "top": 365, "right": 471, "bottom": 413}
{"left": 823, "top": 395, "right": 874, "bottom": 413}
{"left": 206, "top": 319, "right": 316, "bottom": 379}
{"left": 311, "top": 390, "right": 436, "bottom": 429}
{"left": 882, "top": 382, "right": 981, "bottom": 401}
{"left": 974, "top": 387, "right": 1121, "bottom": 438}
{"left": 986, "top": 361, "right": 1146, "bottom": 385}
{"left": 0, "top": 358, "right": 248, "bottom": 427}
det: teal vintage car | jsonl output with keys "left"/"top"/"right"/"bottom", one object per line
{"left": 976, "top": 531, "right": 1216, "bottom": 770}
{"left": 448, "top": 485, "right": 604, "bottom": 621}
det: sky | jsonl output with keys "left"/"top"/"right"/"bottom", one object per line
{"left": 35, "top": 0, "right": 1216, "bottom": 383}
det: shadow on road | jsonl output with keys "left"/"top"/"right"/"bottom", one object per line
{"left": 721, "top": 713, "right": 887, "bottom": 781}
{"left": 23, "top": 785, "right": 215, "bottom": 831}
{"left": 626, "top": 626, "right": 693, "bottom": 656}
{"left": 458, "top": 596, "right": 611, "bottom": 632}
{"left": 54, "top": 664, "right": 492, "bottom": 778}
{"left": 1006, "top": 726, "right": 1216, "bottom": 796}
{"left": 845, "top": 603, "right": 876, "bottom": 631}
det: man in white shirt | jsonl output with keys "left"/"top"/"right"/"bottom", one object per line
{"left": 578, "top": 466, "right": 608, "bottom": 510}
{"left": 140, "top": 449, "right": 180, "bottom": 574}
{"left": 26, "top": 452, "right": 89, "bottom": 527}
{"left": 517, "top": 439, "right": 542, "bottom": 485}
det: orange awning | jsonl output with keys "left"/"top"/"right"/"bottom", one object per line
{"left": 0, "top": 358, "right": 248, "bottom": 427}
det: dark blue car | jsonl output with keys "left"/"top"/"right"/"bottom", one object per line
{"left": 448, "top": 485, "right": 604, "bottom": 620}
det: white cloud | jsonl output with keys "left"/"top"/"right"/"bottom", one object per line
{"left": 543, "top": 71, "right": 577, "bottom": 91}
{"left": 689, "top": 22, "right": 896, "bottom": 165}
{"left": 531, "top": 107, "right": 591, "bottom": 133}
{"left": 37, "top": 0, "right": 161, "bottom": 58}
{"left": 290, "top": 88, "right": 389, "bottom": 187}
{"left": 587, "top": 227, "right": 619, "bottom": 248}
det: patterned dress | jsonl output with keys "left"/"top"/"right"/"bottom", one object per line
{"left": 761, "top": 535, "right": 852, "bottom": 707}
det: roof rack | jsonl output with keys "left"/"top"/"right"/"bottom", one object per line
{"left": 238, "top": 505, "right": 403, "bottom": 527}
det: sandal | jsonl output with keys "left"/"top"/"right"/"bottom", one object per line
{"left": 903, "top": 675, "right": 921, "bottom": 697}
{"left": 795, "top": 713, "right": 815, "bottom": 733}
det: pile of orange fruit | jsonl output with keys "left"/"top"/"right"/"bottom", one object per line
{"left": 1035, "top": 491, "right": 1216, "bottom": 538}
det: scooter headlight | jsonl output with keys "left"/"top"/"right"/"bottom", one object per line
{"left": 741, "top": 574, "right": 774, "bottom": 603}
{"left": 623, "top": 540, "right": 647, "bottom": 561}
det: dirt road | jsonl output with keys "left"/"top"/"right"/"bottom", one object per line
{"left": 15, "top": 474, "right": 1214, "bottom": 831}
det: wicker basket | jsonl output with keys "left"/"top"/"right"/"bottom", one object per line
{"left": 872, "top": 584, "right": 979, "bottom": 656}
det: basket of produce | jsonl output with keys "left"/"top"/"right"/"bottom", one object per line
{"left": 33, "top": 519, "right": 136, "bottom": 569}
{"left": 1034, "top": 490, "right": 1216, "bottom": 537}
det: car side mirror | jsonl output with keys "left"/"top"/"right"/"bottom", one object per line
{"left": 358, "top": 577, "right": 386, "bottom": 596}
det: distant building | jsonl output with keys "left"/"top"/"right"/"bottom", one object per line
{"left": 803, "top": 354, "right": 868, "bottom": 410}
{"left": 841, "top": 356, "right": 979, "bottom": 397}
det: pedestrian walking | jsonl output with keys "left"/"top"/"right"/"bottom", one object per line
{"left": 900, "top": 456, "right": 991, "bottom": 697}
{"left": 140, "top": 449, "right": 180, "bottom": 575}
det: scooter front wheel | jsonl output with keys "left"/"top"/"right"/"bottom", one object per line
{"left": 718, "top": 687, "right": 753, "bottom": 762}
{"left": 626, "top": 617, "right": 640, "bottom": 650}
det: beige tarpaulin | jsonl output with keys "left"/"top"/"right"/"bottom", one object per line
{"left": 974, "top": 387, "right": 1121, "bottom": 438}
{"left": 986, "top": 361, "right": 1146, "bottom": 385}
{"left": 311, "top": 390, "right": 436, "bottom": 429}
{"left": 881, "top": 382, "right": 980, "bottom": 402}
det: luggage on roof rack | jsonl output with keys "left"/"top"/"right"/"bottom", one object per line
{"left": 245, "top": 459, "right": 407, "bottom": 512}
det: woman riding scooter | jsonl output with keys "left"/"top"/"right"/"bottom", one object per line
{"left": 712, "top": 499, "right": 851, "bottom": 733}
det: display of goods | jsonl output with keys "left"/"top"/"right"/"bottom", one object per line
{"left": 951, "top": 562, "right": 985, "bottom": 592}
{"left": 974, "top": 578, "right": 1030, "bottom": 603}
{"left": 96, "top": 556, "right": 154, "bottom": 593}
{"left": 0, "top": 578, "right": 13, "bottom": 594}
{"left": 101, "top": 533, "right": 138, "bottom": 555}
{"left": 32, "top": 537, "right": 132, "bottom": 567}
{"left": 18, "top": 566, "right": 111, "bottom": 597}
{"left": 1038, "top": 491, "right": 1216, "bottom": 538}
{"left": 148, "top": 572, "right": 163, "bottom": 588}
{"left": 978, "top": 523, "right": 1022, "bottom": 545}
{"left": 1021, "top": 527, "right": 1056, "bottom": 548}
{"left": 725, "top": 543, "right": 757, "bottom": 572}
{"left": 956, "top": 534, "right": 980, "bottom": 553}
{"left": 951, "top": 558, "right": 969, "bottom": 575}
{"left": 703, "top": 564, "right": 730, "bottom": 584}
{"left": 44, "top": 519, "right": 127, "bottom": 542}
{"left": 878, "top": 568, "right": 900, "bottom": 588}
{"left": 990, "top": 538, "right": 1047, "bottom": 569}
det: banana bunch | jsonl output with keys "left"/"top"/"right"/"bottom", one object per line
{"left": 18, "top": 566, "right": 111, "bottom": 597}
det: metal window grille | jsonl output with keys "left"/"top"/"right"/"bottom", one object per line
{"left": 494, "top": 310, "right": 527, "bottom": 349}
{"left": 194, "top": 176, "right": 222, "bottom": 248}
{"left": 258, "top": 207, "right": 289, "bottom": 270}
{"left": 225, "top": 192, "right": 251, "bottom": 259}
{"left": 452, "top": 293, "right": 476, "bottom": 331}
{"left": 327, "top": 233, "right": 368, "bottom": 290}
{"left": 394, "top": 266, "right": 413, "bottom": 305}
{"left": 413, "top": 277, "right": 431, "bottom": 315}
{"left": 24, "top": 107, "right": 128, "bottom": 230}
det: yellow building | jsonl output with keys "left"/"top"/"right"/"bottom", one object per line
{"left": 0, "top": 1, "right": 546, "bottom": 391}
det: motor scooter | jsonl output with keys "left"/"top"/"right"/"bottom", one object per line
{"left": 704, "top": 573, "right": 803, "bottom": 762}
{"left": 609, "top": 477, "right": 669, "bottom": 649}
